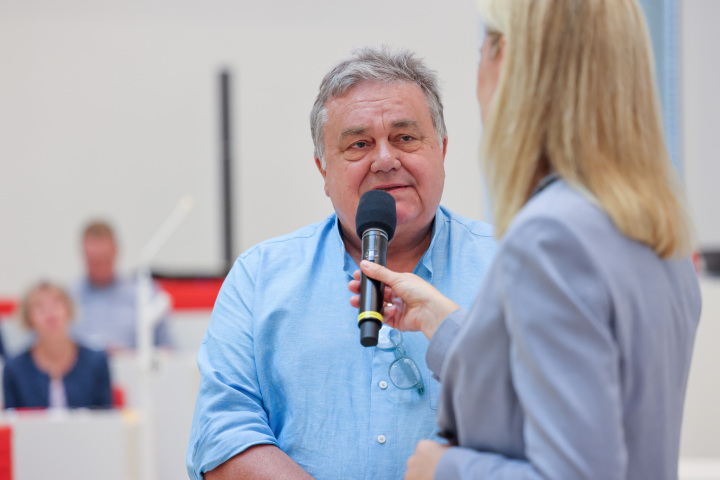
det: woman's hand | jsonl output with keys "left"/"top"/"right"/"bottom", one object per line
{"left": 349, "top": 260, "right": 460, "bottom": 340}
{"left": 405, "top": 440, "right": 450, "bottom": 480}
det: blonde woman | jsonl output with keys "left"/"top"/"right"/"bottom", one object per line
{"left": 3, "top": 282, "right": 112, "bottom": 409}
{"left": 350, "top": 0, "right": 701, "bottom": 478}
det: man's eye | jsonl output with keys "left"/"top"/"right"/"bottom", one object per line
{"left": 352, "top": 141, "right": 368, "bottom": 148}
{"left": 399, "top": 135, "right": 414, "bottom": 142}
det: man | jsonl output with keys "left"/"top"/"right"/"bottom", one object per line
{"left": 187, "top": 47, "right": 496, "bottom": 480}
{"left": 71, "top": 221, "right": 172, "bottom": 351}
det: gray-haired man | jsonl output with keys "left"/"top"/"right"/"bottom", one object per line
{"left": 187, "top": 47, "right": 496, "bottom": 480}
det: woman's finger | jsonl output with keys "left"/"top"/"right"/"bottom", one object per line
{"left": 359, "top": 260, "right": 398, "bottom": 285}
{"left": 348, "top": 278, "right": 361, "bottom": 295}
{"left": 382, "top": 304, "right": 399, "bottom": 327}
{"left": 383, "top": 286, "right": 395, "bottom": 303}
{"left": 350, "top": 295, "right": 360, "bottom": 309}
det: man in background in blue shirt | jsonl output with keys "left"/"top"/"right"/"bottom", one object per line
{"left": 71, "top": 221, "right": 172, "bottom": 351}
{"left": 187, "top": 47, "right": 497, "bottom": 480}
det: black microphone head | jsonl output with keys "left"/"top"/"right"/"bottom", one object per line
{"left": 356, "top": 190, "right": 397, "bottom": 241}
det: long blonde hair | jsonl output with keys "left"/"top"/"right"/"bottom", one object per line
{"left": 478, "top": 0, "right": 691, "bottom": 258}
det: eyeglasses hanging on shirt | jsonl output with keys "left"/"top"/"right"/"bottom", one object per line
{"left": 376, "top": 326, "right": 424, "bottom": 395}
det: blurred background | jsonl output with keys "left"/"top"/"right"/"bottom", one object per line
{"left": 0, "top": 0, "right": 718, "bottom": 479}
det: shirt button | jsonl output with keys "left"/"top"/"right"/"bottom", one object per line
{"left": 377, "top": 435, "right": 386, "bottom": 444}
{"left": 379, "top": 381, "right": 388, "bottom": 389}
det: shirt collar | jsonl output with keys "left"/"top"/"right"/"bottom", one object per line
{"left": 336, "top": 215, "right": 357, "bottom": 277}
{"left": 416, "top": 207, "right": 448, "bottom": 282}
{"left": 338, "top": 207, "right": 447, "bottom": 282}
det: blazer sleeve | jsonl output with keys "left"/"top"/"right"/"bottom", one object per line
{"left": 426, "top": 308, "right": 467, "bottom": 381}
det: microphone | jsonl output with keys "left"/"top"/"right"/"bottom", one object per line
{"left": 355, "top": 190, "right": 397, "bottom": 347}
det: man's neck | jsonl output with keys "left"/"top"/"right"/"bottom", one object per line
{"left": 88, "top": 276, "right": 116, "bottom": 289}
{"left": 341, "top": 220, "right": 434, "bottom": 274}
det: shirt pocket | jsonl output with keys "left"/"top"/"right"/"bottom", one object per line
{"left": 388, "top": 374, "right": 440, "bottom": 411}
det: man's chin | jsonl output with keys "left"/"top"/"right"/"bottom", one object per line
{"left": 393, "top": 210, "right": 435, "bottom": 238}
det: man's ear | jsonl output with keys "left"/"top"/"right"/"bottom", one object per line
{"left": 315, "top": 157, "right": 330, "bottom": 197}
{"left": 441, "top": 136, "right": 448, "bottom": 160}
{"left": 314, "top": 156, "right": 326, "bottom": 178}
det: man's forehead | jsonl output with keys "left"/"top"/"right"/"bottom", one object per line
{"left": 84, "top": 235, "right": 114, "bottom": 244}
{"left": 83, "top": 236, "right": 116, "bottom": 252}
{"left": 325, "top": 82, "right": 430, "bottom": 130}
{"left": 328, "top": 80, "right": 425, "bottom": 107}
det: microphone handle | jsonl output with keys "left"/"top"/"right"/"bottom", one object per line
{"left": 358, "top": 229, "right": 388, "bottom": 347}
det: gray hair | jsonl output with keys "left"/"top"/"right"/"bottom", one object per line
{"left": 310, "top": 46, "right": 447, "bottom": 168}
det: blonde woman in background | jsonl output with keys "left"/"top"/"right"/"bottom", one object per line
{"left": 3, "top": 282, "right": 112, "bottom": 409}
{"left": 350, "top": 0, "right": 701, "bottom": 478}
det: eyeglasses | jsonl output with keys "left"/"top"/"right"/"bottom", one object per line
{"left": 376, "top": 326, "right": 424, "bottom": 395}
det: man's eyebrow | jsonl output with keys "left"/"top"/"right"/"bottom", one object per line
{"left": 391, "top": 119, "right": 419, "bottom": 129}
{"left": 339, "top": 127, "right": 367, "bottom": 139}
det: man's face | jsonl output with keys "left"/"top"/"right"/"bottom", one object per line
{"left": 83, "top": 235, "right": 117, "bottom": 287}
{"left": 316, "top": 81, "right": 447, "bottom": 242}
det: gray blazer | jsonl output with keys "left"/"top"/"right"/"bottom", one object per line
{"left": 427, "top": 179, "right": 701, "bottom": 479}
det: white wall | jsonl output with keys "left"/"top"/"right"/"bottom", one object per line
{"left": 680, "top": 0, "right": 720, "bottom": 461}
{"left": 682, "top": 279, "right": 720, "bottom": 458}
{"left": 0, "top": 0, "right": 485, "bottom": 296}
{"left": 683, "top": 0, "right": 720, "bottom": 249}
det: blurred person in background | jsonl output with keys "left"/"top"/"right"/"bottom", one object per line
{"left": 3, "top": 281, "right": 112, "bottom": 409}
{"left": 71, "top": 220, "right": 172, "bottom": 352}
{"left": 351, "top": 0, "right": 701, "bottom": 478}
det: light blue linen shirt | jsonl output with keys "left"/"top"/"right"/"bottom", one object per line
{"left": 187, "top": 207, "right": 497, "bottom": 480}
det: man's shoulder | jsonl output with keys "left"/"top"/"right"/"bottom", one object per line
{"left": 70, "top": 277, "right": 137, "bottom": 298}
{"left": 438, "top": 206, "right": 495, "bottom": 240}
{"left": 236, "top": 213, "right": 338, "bottom": 263}
{"left": 68, "top": 278, "right": 87, "bottom": 298}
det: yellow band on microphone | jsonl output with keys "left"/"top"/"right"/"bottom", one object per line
{"left": 358, "top": 311, "right": 384, "bottom": 324}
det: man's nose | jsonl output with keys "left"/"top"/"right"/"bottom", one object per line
{"left": 370, "top": 141, "right": 401, "bottom": 173}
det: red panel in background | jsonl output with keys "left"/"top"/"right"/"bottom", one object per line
{"left": 155, "top": 277, "right": 224, "bottom": 311}
{"left": 112, "top": 385, "right": 126, "bottom": 409}
{"left": 0, "top": 425, "right": 12, "bottom": 480}
{"left": 0, "top": 277, "right": 223, "bottom": 317}
{"left": 0, "top": 300, "right": 17, "bottom": 317}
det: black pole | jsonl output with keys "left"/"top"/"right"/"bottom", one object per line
{"left": 220, "top": 70, "right": 235, "bottom": 274}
